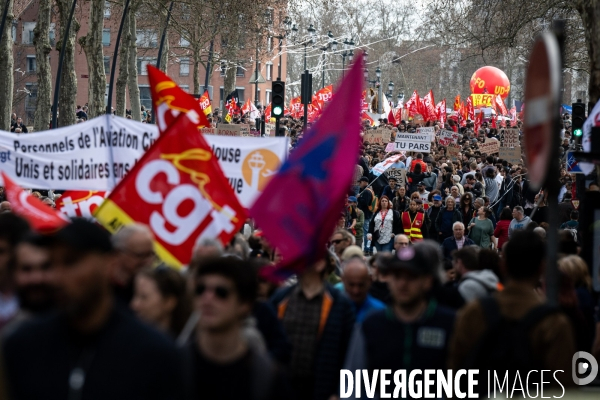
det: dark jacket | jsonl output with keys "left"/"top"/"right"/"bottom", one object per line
{"left": 357, "top": 187, "right": 373, "bottom": 219}
{"left": 464, "top": 181, "right": 483, "bottom": 198}
{"left": 427, "top": 205, "right": 443, "bottom": 241}
{"left": 441, "top": 235, "right": 476, "bottom": 260}
{"left": 270, "top": 284, "right": 355, "bottom": 400}
{"left": 459, "top": 205, "right": 475, "bottom": 226}
{"left": 434, "top": 207, "right": 463, "bottom": 239}
{"left": 392, "top": 195, "right": 410, "bottom": 212}
{"left": 407, "top": 172, "right": 430, "bottom": 194}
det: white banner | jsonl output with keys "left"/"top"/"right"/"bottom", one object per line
{"left": 394, "top": 133, "right": 431, "bottom": 153}
{"left": 206, "top": 135, "right": 288, "bottom": 208}
{"left": 0, "top": 116, "right": 289, "bottom": 208}
{"left": 0, "top": 115, "right": 157, "bottom": 191}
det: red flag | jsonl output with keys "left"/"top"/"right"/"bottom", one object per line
{"left": 198, "top": 90, "right": 212, "bottom": 116}
{"left": 436, "top": 99, "right": 446, "bottom": 125}
{"left": 422, "top": 90, "right": 437, "bottom": 121}
{"left": 453, "top": 95, "right": 461, "bottom": 111}
{"left": 147, "top": 65, "right": 210, "bottom": 134}
{"left": 249, "top": 53, "right": 364, "bottom": 280}
{"left": 388, "top": 108, "right": 397, "bottom": 126}
{"left": 361, "top": 90, "right": 370, "bottom": 112}
{"left": 94, "top": 114, "right": 246, "bottom": 267}
{"left": 57, "top": 191, "right": 108, "bottom": 219}
{"left": 241, "top": 99, "right": 252, "bottom": 115}
{"left": 474, "top": 111, "right": 484, "bottom": 134}
{"left": 492, "top": 117, "right": 497, "bottom": 128}
{"left": 510, "top": 106, "right": 518, "bottom": 127}
{"left": 1, "top": 172, "right": 69, "bottom": 233}
{"left": 495, "top": 95, "right": 508, "bottom": 116}
{"left": 361, "top": 111, "right": 375, "bottom": 126}
{"left": 405, "top": 90, "right": 420, "bottom": 116}
{"left": 264, "top": 103, "right": 272, "bottom": 120}
{"left": 289, "top": 96, "right": 303, "bottom": 118}
{"left": 466, "top": 96, "right": 475, "bottom": 121}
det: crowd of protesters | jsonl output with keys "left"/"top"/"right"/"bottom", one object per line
{"left": 0, "top": 111, "right": 599, "bottom": 400}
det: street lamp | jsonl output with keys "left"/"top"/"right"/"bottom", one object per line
{"left": 273, "top": 16, "right": 292, "bottom": 80}
{"left": 319, "top": 30, "right": 335, "bottom": 88}
{"left": 340, "top": 38, "right": 355, "bottom": 77}
{"left": 305, "top": 24, "right": 316, "bottom": 70}
{"left": 375, "top": 66, "right": 382, "bottom": 114}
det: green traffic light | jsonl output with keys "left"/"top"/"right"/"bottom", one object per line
{"left": 573, "top": 128, "right": 583, "bottom": 137}
{"left": 272, "top": 106, "right": 283, "bottom": 116}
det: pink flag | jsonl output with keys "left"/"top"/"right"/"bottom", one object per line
{"left": 249, "top": 53, "right": 364, "bottom": 280}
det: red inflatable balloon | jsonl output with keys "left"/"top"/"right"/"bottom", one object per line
{"left": 470, "top": 66, "right": 511, "bottom": 99}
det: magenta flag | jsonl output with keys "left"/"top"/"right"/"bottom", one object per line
{"left": 249, "top": 53, "right": 364, "bottom": 280}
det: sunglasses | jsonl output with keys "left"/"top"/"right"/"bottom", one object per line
{"left": 331, "top": 239, "right": 345, "bottom": 245}
{"left": 195, "top": 284, "right": 232, "bottom": 300}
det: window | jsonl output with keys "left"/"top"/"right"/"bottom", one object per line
{"left": 267, "top": 36, "right": 272, "bottom": 53}
{"left": 180, "top": 85, "right": 189, "bottom": 93}
{"left": 26, "top": 55, "right": 36, "bottom": 72}
{"left": 137, "top": 58, "right": 156, "bottom": 76}
{"left": 25, "top": 83, "right": 38, "bottom": 111}
{"left": 102, "top": 29, "right": 111, "bottom": 46}
{"left": 11, "top": 21, "right": 16, "bottom": 43}
{"left": 199, "top": 85, "right": 213, "bottom": 100}
{"left": 104, "top": 1, "right": 111, "bottom": 18}
{"left": 22, "top": 22, "right": 35, "bottom": 44}
{"left": 179, "top": 34, "right": 189, "bottom": 47}
{"left": 179, "top": 57, "right": 190, "bottom": 76}
{"left": 136, "top": 30, "right": 157, "bottom": 48}
{"left": 181, "top": 4, "right": 190, "bottom": 20}
{"left": 265, "top": 90, "right": 271, "bottom": 105}
{"left": 104, "top": 56, "right": 110, "bottom": 74}
{"left": 236, "top": 66, "right": 244, "bottom": 77}
{"left": 139, "top": 85, "right": 152, "bottom": 110}
{"left": 266, "top": 63, "right": 272, "bottom": 81}
{"left": 49, "top": 23, "right": 55, "bottom": 46}
{"left": 266, "top": 8, "right": 274, "bottom": 27}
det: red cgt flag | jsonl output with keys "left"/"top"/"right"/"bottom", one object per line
{"left": 1, "top": 172, "right": 69, "bottom": 233}
{"left": 405, "top": 90, "right": 420, "bottom": 117}
{"left": 148, "top": 65, "right": 210, "bottom": 134}
{"left": 198, "top": 90, "right": 212, "bottom": 116}
{"left": 453, "top": 95, "right": 461, "bottom": 111}
{"left": 57, "top": 191, "right": 108, "bottom": 219}
{"left": 467, "top": 96, "right": 475, "bottom": 121}
{"left": 94, "top": 114, "right": 246, "bottom": 267}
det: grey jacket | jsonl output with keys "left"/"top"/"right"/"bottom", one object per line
{"left": 458, "top": 269, "right": 499, "bottom": 303}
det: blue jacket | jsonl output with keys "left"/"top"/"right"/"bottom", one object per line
{"left": 441, "top": 236, "right": 475, "bottom": 260}
{"left": 270, "top": 284, "right": 355, "bottom": 400}
{"left": 352, "top": 294, "right": 386, "bottom": 323}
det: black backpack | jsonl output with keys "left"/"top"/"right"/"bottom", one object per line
{"left": 461, "top": 296, "right": 558, "bottom": 395}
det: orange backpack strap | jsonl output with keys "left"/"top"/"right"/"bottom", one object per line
{"left": 277, "top": 297, "right": 289, "bottom": 320}
{"left": 318, "top": 291, "right": 334, "bottom": 338}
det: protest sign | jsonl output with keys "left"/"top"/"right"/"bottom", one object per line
{"left": 394, "top": 133, "right": 431, "bottom": 153}
{"left": 479, "top": 138, "right": 500, "bottom": 155}
{"left": 217, "top": 124, "right": 246, "bottom": 137}
{"left": 501, "top": 129, "right": 520, "bottom": 148}
{"left": 372, "top": 154, "right": 403, "bottom": 176}
{"left": 200, "top": 127, "right": 217, "bottom": 135}
{"left": 446, "top": 144, "right": 462, "bottom": 159}
{"left": 386, "top": 168, "right": 407, "bottom": 188}
{"left": 415, "top": 127, "right": 436, "bottom": 142}
{"left": 499, "top": 146, "right": 522, "bottom": 165}
{"left": 364, "top": 128, "right": 391, "bottom": 145}
{"left": 439, "top": 129, "right": 459, "bottom": 145}
{"left": 265, "top": 123, "right": 276, "bottom": 136}
{"left": 0, "top": 115, "right": 158, "bottom": 191}
{"left": 385, "top": 142, "right": 395, "bottom": 153}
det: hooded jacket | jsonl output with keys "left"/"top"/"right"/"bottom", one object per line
{"left": 508, "top": 215, "right": 532, "bottom": 238}
{"left": 458, "top": 269, "right": 499, "bottom": 302}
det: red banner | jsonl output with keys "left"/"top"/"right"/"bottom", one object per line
{"left": 495, "top": 94, "right": 508, "bottom": 115}
{"left": 57, "top": 191, "right": 108, "bottom": 219}
{"left": 436, "top": 99, "right": 446, "bottom": 125}
{"left": 2, "top": 172, "right": 69, "bottom": 233}
{"left": 94, "top": 114, "right": 246, "bottom": 267}
{"left": 453, "top": 95, "right": 461, "bottom": 111}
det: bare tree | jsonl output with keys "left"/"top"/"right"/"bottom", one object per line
{"left": 79, "top": 0, "right": 107, "bottom": 118}
{"left": 0, "top": 0, "right": 14, "bottom": 130}
{"left": 33, "top": 0, "right": 52, "bottom": 131}
{"left": 56, "top": 0, "right": 80, "bottom": 127}
{"left": 127, "top": 0, "right": 140, "bottom": 121}
{"left": 115, "top": 0, "right": 130, "bottom": 117}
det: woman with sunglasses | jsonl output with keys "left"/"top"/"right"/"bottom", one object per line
{"left": 459, "top": 193, "right": 475, "bottom": 226}
{"left": 131, "top": 266, "right": 192, "bottom": 339}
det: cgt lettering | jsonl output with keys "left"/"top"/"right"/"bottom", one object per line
{"left": 0, "top": 151, "right": 10, "bottom": 163}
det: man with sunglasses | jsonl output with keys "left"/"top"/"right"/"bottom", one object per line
{"left": 186, "top": 256, "right": 290, "bottom": 400}
{"left": 3, "top": 218, "right": 184, "bottom": 400}
{"left": 111, "top": 224, "right": 156, "bottom": 306}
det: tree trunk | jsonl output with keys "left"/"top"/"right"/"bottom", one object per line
{"left": 33, "top": 0, "right": 52, "bottom": 132}
{"left": 0, "top": 0, "right": 14, "bottom": 131}
{"left": 115, "top": 1, "right": 130, "bottom": 117}
{"left": 127, "top": 1, "right": 141, "bottom": 121}
{"left": 577, "top": 0, "right": 600, "bottom": 104}
{"left": 158, "top": 6, "right": 168, "bottom": 72}
{"left": 193, "top": 47, "right": 200, "bottom": 94}
{"left": 224, "top": 61, "right": 236, "bottom": 98}
{"left": 56, "top": 0, "right": 78, "bottom": 127}
{"left": 79, "top": 0, "right": 106, "bottom": 118}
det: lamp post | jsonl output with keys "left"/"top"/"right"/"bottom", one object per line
{"left": 320, "top": 31, "right": 335, "bottom": 89}
{"left": 304, "top": 24, "right": 316, "bottom": 70}
{"left": 295, "top": 24, "right": 316, "bottom": 131}
{"left": 340, "top": 38, "right": 354, "bottom": 77}
{"left": 274, "top": 16, "right": 292, "bottom": 80}
{"left": 376, "top": 66, "right": 382, "bottom": 114}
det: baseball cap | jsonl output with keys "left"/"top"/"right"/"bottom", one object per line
{"left": 418, "top": 181, "right": 425, "bottom": 186}
{"left": 45, "top": 218, "right": 113, "bottom": 255}
{"left": 348, "top": 196, "right": 358, "bottom": 203}
{"left": 433, "top": 195, "right": 442, "bottom": 201}
{"left": 379, "top": 244, "right": 434, "bottom": 275}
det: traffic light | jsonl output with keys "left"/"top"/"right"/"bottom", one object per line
{"left": 271, "top": 79, "right": 285, "bottom": 118}
{"left": 572, "top": 100, "right": 585, "bottom": 139}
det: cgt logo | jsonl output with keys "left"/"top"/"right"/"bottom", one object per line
{"left": 0, "top": 150, "right": 11, "bottom": 163}
{"left": 572, "top": 351, "right": 598, "bottom": 385}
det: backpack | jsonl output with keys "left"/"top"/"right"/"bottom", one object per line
{"left": 461, "top": 296, "right": 558, "bottom": 395}
{"left": 366, "top": 187, "right": 378, "bottom": 213}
